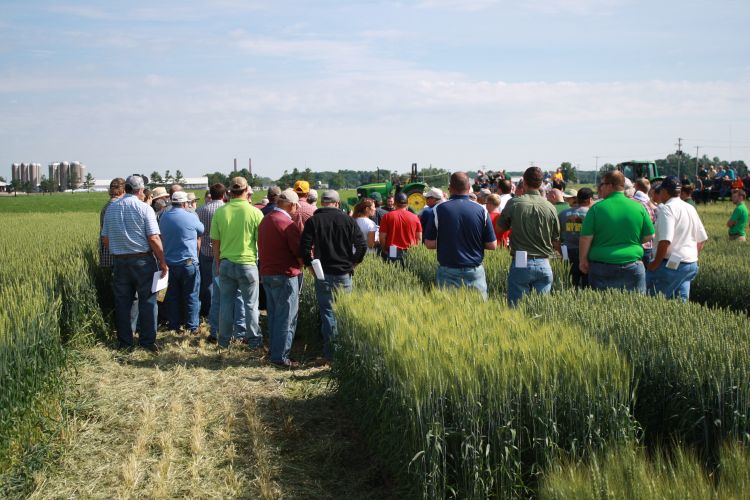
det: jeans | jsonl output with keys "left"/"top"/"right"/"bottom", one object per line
{"left": 567, "top": 248, "right": 588, "bottom": 288}
{"left": 218, "top": 260, "right": 260, "bottom": 348}
{"left": 436, "top": 265, "right": 488, "bottom": 300}
{"left": 314, "top": 274, "right": 353, "bottom": 360}
{"left": 647, "top": 261, "right": 699, "bottom": 302}
{"left": 641, "top": 246, "right": 654, "bottom": 267}
{"left": 199, "top": 254, "right": 213, "bottom": 317}
{"left": 588, "top": 260, "right": 646, "bottom": 294}
{"left": 113, "top": 256, "right": 158, "bottom": 347}
{"left": 263, "top": 274, "right": 300, "bottom": 363}
{"left": 507, "top": 257, "right": 553, "bottom": 307}
{"left": 165, "top": 261, "right": 201, "bottom": 331}
{"left": 208, "top": 259, "right": 246, "bottom": 339}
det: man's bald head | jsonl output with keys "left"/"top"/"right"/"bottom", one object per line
{"left": 449, "top": 172, "right": 471, "bottom": 195}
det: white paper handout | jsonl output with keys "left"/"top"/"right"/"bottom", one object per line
{"left": 561, "top": 245, "right": 569, "bottom": 261}
{"left": 151, "top": 271, "right": 169, "bottom": 293}
{"left": 515, "top": 250, "right": 528, "bottom": 268}
{"left": 666, "top": 253, "right": 682, "bottom": 270}
{"left": 389, "top": 245, "right": 398, "bottom": 259}
{"left": 311, "top": 259, "right": 325, "bottom": 280}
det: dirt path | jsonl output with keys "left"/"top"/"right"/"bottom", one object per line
{"left": 28, "top": 333, "right": 392, "bottom": 499}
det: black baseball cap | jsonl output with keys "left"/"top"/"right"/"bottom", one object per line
{"left": 655, "top": 176, "right": 681, "bottom": 194}
{"left": 395, "top": 192, "right": 408, "bottom": 204}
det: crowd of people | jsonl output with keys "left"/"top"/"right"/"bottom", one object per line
{"left": 99, "top": 166, "right": 747, "bottom": 364}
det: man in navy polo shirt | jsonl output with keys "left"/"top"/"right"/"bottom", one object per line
{"left": 423, "top": 172, "right": 497, "bottom": 299}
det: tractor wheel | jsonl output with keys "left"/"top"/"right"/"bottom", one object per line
{"left": 404, "top": 188, "right": 426, "bottom": 213}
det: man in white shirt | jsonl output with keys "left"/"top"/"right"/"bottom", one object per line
{"left": 646, "top": 176, "right": 708, "bottom": 302}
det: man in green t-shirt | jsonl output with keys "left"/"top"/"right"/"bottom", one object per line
{"left": 727, "top": 189, "right": 748, "bottom": 241}
{"left": 579, "top": 171, "right": 655, "bottom": 293}
{"left": 211, "top": 176, "right": 264, "bottom": 349}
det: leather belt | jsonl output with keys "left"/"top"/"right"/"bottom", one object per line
{"left": 113, "top": 252, "right": 152, "bottom": 259}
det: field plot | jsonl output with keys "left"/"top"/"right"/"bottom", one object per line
{"left": 1, "top": 197, "right": 749, "bottom": 499}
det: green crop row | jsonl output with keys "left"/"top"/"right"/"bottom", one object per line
{"left": 0, "top": 213, "right": 106, "bottom": 484}
{"left": 519, "top": 289, "right": 750, "bottom": 459}
{"left": 332, "top": 289, "right": 635, "bottom": 498}
{"left": 541, "top": 442, "right": 750, "bottom": 500}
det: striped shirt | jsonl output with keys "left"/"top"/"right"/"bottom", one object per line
{"left": 99, "top": 199, "right": 116, "bottom": 267}
{"left": 101, "top": 194, "right": 160, "bottom": 255}
{"left": 196, "top": 200, "right": 224, "bottom": 257}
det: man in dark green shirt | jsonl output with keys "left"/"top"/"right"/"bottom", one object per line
{"left": 497, "top": 167, "right": 560, "bottom": 306}
{"left": 579, "top": 171, "right": 654, "bottom": 293}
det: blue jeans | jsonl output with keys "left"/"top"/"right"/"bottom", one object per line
{"left": 647, "top": 261, "right": 699, "bottom": 302}
{"left": 314, "top": 274, "right": 353, "bottom": 360}
{"left": 208, "top": 260, "right": 246, "bottom": 339}
{"left": 588, "top": 260, "right": 646, "bottom": 294}
{"left": 199, "top": 254, "right": 213, "bottom": 316}
{"left": 218, "top": 260, "right": 260, "bottom": 348}
{"left": 507, "top": 257, "right": 553, "bottom": 307}
{"left": 436, "top": 265, "right": 488, "bottom": 300}
{"left": 263, "top": 274, "right": 300, "bottom": 363}
{"left": 165, "top": 261, "right": 201, "bottom": 331}
{"left": 113, "top": 256, "right": 158, "bottom": 347}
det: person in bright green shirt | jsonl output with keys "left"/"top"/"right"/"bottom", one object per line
{"left": 210, "top": 177, "right": 264, "bottom": 349}
{"left": 727, "top": 189, "right": 748, "bottom": 241}
{"left": 579, "top": 171, "right": 655, "bottom": 293}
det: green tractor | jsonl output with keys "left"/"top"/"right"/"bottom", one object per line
{"left": 350, "top": 163, "right": 428, "bottom": 212}
{"left": 616, "top": 160, "right": 662, "bottom": 183}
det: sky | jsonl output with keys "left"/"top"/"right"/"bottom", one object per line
{"left": 1, "top": 0, "right": 749, "bottom": 180}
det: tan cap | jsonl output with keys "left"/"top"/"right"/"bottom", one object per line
{"left": 230, "top": 176, "right": 248, "bottom": 192}
{"left": 277, "top": 188, "right": 300, "bottom": 204}
{"left": 151, "top": 186, "right": 169, "bottom": 199}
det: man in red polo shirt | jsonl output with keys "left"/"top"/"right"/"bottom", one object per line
{"left": 258, "top": 188, "right": 304, "bottom": 368}
{"left": 379, "top": 192, "right": 422, "bottom": 263}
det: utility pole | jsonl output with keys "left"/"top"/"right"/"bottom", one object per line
{"left": 676, "top": 137, "right": 683, "bottom": 178}
{"left": 593, "top": 156, "right": 600, "bottom": 171}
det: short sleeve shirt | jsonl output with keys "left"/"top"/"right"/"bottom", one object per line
{"left": 558, "top": 206, "right": 589, "bottom": 250}
{"left": 160, "top": 207, "right": 205, "bottom": 264}
{"left": 497, "top": 191, "right": 560, "bottom": 257}
{"left": 654, "top": 197, "right": 708, "bottom": 263}
{"left": 379, "top": 209, "right": 422, "bottom": 250}
{"left": 423, "top": 195, "right": 495, "bottom": 268}
{"left": 210, "top": 198, "right": 263, "bottom": 264}
{"left": 101, "top": 194, "right": 160, "bottom": 255}
{"left": 729, "top": 202, "right": 748, "bottom": 237}
{"left": 580, "top": 192, "right": 654, "bottom": 264}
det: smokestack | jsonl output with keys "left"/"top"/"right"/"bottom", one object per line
{"left": 248, "top": 157, "right": 252, "bottom": 177}
{"left": 234, "top": 158, "right": 237, "bottom": 171}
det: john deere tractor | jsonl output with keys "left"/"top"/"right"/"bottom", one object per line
{"left": 352, "top": 163, "right": 428, "bottom": 212}
{"left": 616, "top": 160, "right": 662, "bottom": 183}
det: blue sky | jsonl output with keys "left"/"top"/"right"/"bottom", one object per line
{"left": 1, "top": 0, "right": 749, "bottom": 180}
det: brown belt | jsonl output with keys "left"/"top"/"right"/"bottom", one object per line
{"left": 113, "top": 252, "right": 152, "bottom": 259}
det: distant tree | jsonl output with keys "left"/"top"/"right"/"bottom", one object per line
{"left": 329, "top": 173, "right": 347, "bottom": 189}
{"left": 83, "top": 172, "right": 95, "bottom": 191}
{"left": 0, "top": 176, "right": 5, "bottom": 183}
{"left": 205, "top": 171, "right": 228, "bottom": 187}
{"left": 39, "top": 175, "right": 55, "bottom": 194}
{"left": 150, "top": 171, "right": 164, "bottom": 187}
{"left": 596, "top": 163, "right": 616, "bottom": 182}
{"left": 174, "top": 169, "right": 185, "bottom": 185}
{"left": 22, "top": 180, "right": 34, "bottom": 194}
{"left": 418, "top": 166, "right": 451, "bottom": 188}
{"left": 301, "top": 168, "right": 315, "bottom": 183}
{"left": 559, "top": 162, "right": 578, "bottom": 183}
{"left": 163, "top": 170, "right": 174, "bottom": 184}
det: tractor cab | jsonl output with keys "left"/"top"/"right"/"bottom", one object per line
{"left": 616, "top": 161, "right": 661, "bottom": 183}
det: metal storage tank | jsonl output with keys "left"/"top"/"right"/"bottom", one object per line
{"left": 60, "top": 161, "right": 70, "bottom": 189}
{"left": 11, "top": 163, "right": 19, "bottom": 183}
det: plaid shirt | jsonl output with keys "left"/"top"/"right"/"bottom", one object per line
{"left": 196, "top": 200, "right": 224, "bottom": 257}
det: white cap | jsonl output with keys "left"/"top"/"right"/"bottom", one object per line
{"left": 425, "top": 187, "right": 444, "bottom": 199}
{"left": 171, "top": 191, "right": 188, "bottom": 203}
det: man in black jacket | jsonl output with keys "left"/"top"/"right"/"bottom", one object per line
{"left": 300, "top": 190, "right": 367, "bottom": 362}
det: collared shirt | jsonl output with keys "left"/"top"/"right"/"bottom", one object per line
{"left": 498, "top": 190, "right": 559, "bottom": 257}
{"left": 379, "top": 208, "right": 422, "bottom": 250}
{"left": 196, "top": 200, "right": 224, "bottom": 257}
{"left": 498, "top": 193, "right": 512, "bottom": 211}
{"left": 210, "top": 197, "right": 263, "bottom": 265}
{"left": 258, "top": 208, "right": 302, "bottom": 277}
{"left": 654, "top": 197, "right": 707, "bottom": 263}
{"left": 101, "top": 194, "right": 160, "bottom": 255}
{"left": 729, "top": 202, "right": 748, "bottom": 237}
{"left": 160, "top": 207, "right": 205, "bottom": 264}
{"left": 423, "top": 194, "right": 496, "bottom": 268}
{"left": 99, "top": 199, "right": 116, "bottom": 267}
{"left": 292, "top": 199, "right": 316, "bottom": 230}
{"left": 581, "top": 191, "right": 655, "bottom": 264}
